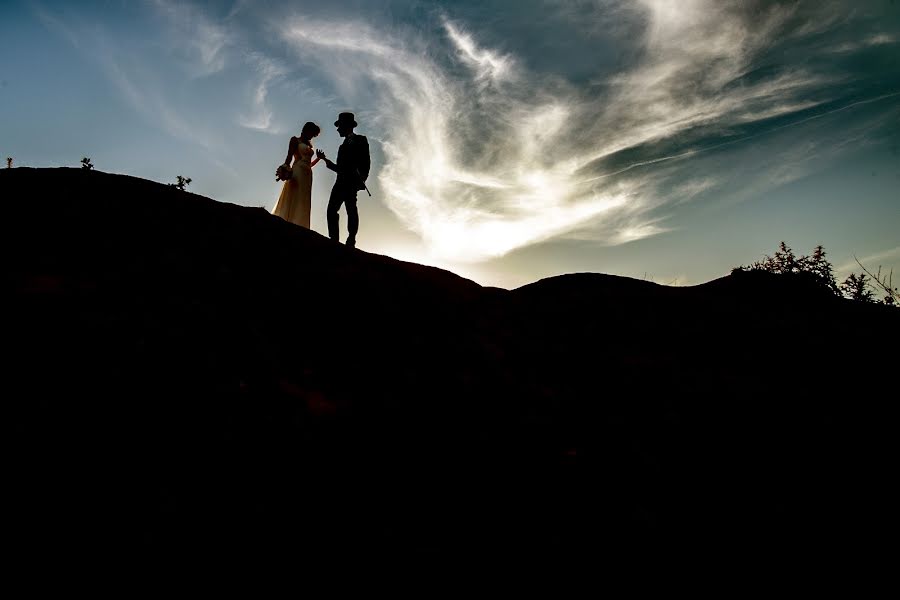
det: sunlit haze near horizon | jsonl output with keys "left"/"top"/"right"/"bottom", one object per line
{"left": 2, "top": 0, "right": 898, "bottom": 288}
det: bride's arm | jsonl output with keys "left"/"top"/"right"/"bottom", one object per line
{"left": 310, "top": 154, "right": 320, "bottom": 167}
{"left": 283, "top": 137, "right": 298, "bottom": 166}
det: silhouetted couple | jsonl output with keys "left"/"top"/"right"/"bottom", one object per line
{"left": 273, "top": 112, "right": 370, "bottom": 248}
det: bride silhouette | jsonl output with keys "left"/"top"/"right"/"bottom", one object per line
{"left": 272, "top": 122, "right": 321, "bottom": 229}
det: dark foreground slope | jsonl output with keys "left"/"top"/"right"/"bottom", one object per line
{"left": 4, "top": 168, "right": 897, "bottom": 562}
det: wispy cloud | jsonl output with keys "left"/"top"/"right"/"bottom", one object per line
{"left": 151, "top": 0, "right": 230, "bottom": 77}
{"left": 836, "top": 247, "right": 900, "bottom": 277}
{"left": 32, "top": 2, "right": 218, "bottom": 149}
{"left": 670, "top": 177, "right": 719, "bottom": 205}
{"left": 100, "top": 52, "right": 219, "bottom": 149}
{"left": 278, "top": 16, "right": 624, "bottom": 260}
{"left": 443, "top": 20, "right": 515, "bottom": 84}
{"left": 238, "top": 53, "right": 286, "bottom": 133}
{"left": 226, "top": 0, "right": 253, "bottom": 20}
{"left": 829, "top": 33, "right": 897, "bottom": 54}
{"left": 275, "top": 1, "right": 888, "bottom": 263}
{"left": 37, "top": 0, "right": 893, "bottom": 264}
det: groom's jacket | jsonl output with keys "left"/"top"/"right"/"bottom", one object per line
{"left": 330, "top": 134, "right": 370, "bottom": 192}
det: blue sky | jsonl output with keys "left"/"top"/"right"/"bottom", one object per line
{"left": 2, "top": 0, "right": 898, "bottom": 288}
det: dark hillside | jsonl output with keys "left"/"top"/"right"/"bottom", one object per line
{"left": 4, "top": 168, "right": 896, "bottom": 563}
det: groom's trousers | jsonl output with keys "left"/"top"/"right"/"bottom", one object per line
{"left": 327, "top": 183, "right": 359, "bottom": 246}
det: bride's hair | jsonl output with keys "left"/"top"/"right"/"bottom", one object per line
{"left": 301, "top": 122, "right": 321, "bottom": 138}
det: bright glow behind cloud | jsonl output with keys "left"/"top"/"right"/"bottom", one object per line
{"left": 282, "top": 17, "right": 633, "bottom": 260}
{"left": 278, "top": 1, "right": 855, "bottom": 262}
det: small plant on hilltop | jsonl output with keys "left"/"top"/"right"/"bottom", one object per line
{"left": 171, "top": 175, "right": 192, "bottom": 191}
{"left": 6, "top": 157, "right": 12, "bottom": 168}
{"left": 799, "top": 245, "right": 840, "bottom": 295}
{"left": 839, "top": 273, "right": 875, "bottom": 303}
{"left": 81, "top": 157, "right": 94, "bottom": 170}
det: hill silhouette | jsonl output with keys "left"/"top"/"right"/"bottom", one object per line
{"left": 5, "top": 168, "right": 897, "bottom": 562}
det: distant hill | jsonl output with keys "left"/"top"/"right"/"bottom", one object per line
{"left": 5, "top": 168, "right": 897, "bottom": 562}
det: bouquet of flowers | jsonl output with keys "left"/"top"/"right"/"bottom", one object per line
{"left": 276, "top": 164, "right": 292, "bottom": 182}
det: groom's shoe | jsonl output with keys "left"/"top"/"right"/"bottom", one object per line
{"left": 346, "top": 238, "right": 356, "bottom": 248}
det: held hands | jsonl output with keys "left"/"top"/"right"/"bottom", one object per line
{"left": 315, "top": 149, "right": 334, "bottom": 167}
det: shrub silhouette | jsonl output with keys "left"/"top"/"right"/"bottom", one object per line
{"left": 6, "top": 157, "right": 11, "bottom": 169}
{"left": 840, "top": 273, "right": 875, "bottom": 303}
{"left": 81, "top": 157, "right": 94, "bottom": 170}
{"left": 736, "top": 242, "right": 895, "bottom": 306}
{"left": 736, "top": 242, "right": 838, "bottom": 295}
{"left": 170, "top": 175, "right": 192, "bottom": 191}
{"left": 851, "top": 258, "right": 898, "bottom": 306}
{"left": 802, "top": 245, "right": 840, "bottom": 295}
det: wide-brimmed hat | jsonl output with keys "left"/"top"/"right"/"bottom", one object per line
{"left": 334, "top": 112, "right": 358, "bottom": 128}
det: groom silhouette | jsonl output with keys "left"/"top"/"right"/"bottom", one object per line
{"left": 317, "top": 112, "right": 370, "bottom": 248}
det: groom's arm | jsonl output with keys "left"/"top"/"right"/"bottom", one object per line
{"left": 318, "top": 150, "right": 338, "bottom": 173}
{"left": 357, "top": 136, "right": 370, "bottom": 182}
{"left": 316, "top": 148, "right": 337, "bottom": 172}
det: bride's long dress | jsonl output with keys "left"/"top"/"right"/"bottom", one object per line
{"left": 272, "top": 139, "right": 314, "bottom": 228}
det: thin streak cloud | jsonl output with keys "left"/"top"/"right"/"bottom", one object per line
{"left": 101, "top": 53, "right": 218, "bottom": 149}
{"left": 830, "top": 33, "right": 898, "bottom": 54}
{"left": 836, "top": 247, "right": 900, "bottom": 277}
{"left": 151, "top": 0, "right": 229, "bottom": 77}
{"left": 238, "top": 54, "right": 286, "bottom": 133}
{"left": 31, "top": 2, "right": 218, "bottom": 149}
